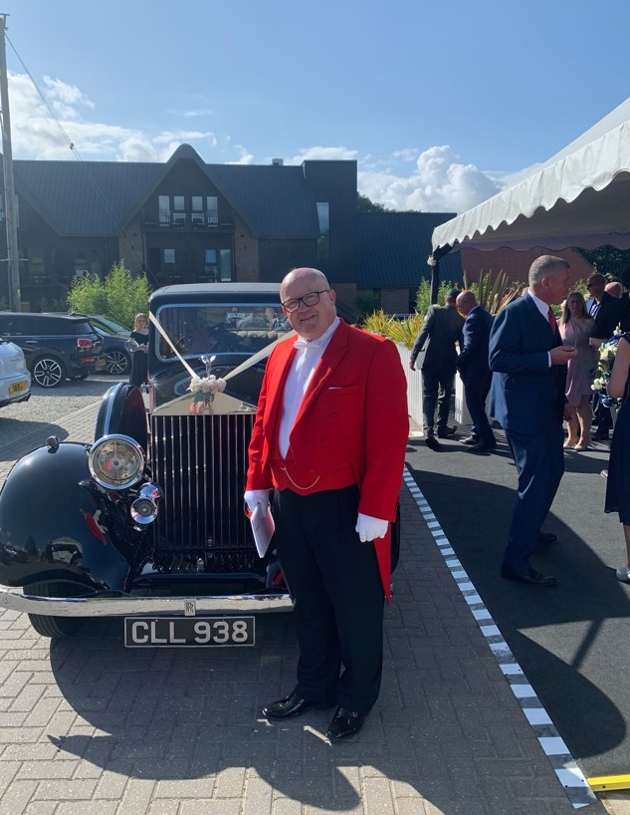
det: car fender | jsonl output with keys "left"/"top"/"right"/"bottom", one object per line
{"left": 0, "top": 442, "right": 132, "bottom": 591}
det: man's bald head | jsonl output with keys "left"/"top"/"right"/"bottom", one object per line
{"left": 456, "top": 290, "right": 477, "bottom": 317}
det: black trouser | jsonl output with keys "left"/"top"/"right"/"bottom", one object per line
{"left": 273, "top": 485, "right": 384, "bottom": 713}
{"left": 421, "top": 365, "right": 455, "bottom": 434}
{"left": 463, "top": 373, "right": 495, "bottom": 446}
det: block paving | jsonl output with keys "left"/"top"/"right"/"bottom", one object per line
{"left": 0, "top": 401, "right": 618, "bottom": 814}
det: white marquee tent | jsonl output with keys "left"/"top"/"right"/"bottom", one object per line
{"left": 431, "top": 96, "right": 630, "bottom": 259}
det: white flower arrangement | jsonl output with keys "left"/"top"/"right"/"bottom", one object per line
{"left": 188, "top": 374, "right": 227, "bottom": 395}
{"left": 592, "top": 324, "right": 623, "bottom": 395}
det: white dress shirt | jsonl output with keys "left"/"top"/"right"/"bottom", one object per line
{"left": 278, "top": 317, "right": 340, "bottom": 458}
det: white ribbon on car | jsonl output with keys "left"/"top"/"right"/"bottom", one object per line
{"left": 148, "top": 312, "right": 295, "bottom": 383}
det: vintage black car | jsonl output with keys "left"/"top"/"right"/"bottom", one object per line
{"left": 0, "top": 283, "right": 399, "bottom": 644}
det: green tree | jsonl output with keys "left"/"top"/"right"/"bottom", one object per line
{"left": 414, "top": 278, "right": 461, "bottom": 317}
{"left": 357, "top": 193, "right": 389, "bottom": 213}
{"left": 67, "top": 261, "right": 151, "bottom": 329}
{"left": 577, "top": 246, "right": 630, "bottom": 277}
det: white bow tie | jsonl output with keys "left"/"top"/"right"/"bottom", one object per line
{"left": 293, "top": 338, "right": 322, "bottom": 349}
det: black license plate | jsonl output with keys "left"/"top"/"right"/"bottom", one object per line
{"left": 124, "top": 616, "right": 255, "bottom": 647}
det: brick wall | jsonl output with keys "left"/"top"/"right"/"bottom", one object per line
{"left": 234, "top": 214, "right": 259, "bottom": 282}
{"left": 118, "top": 213, "right": 144, "bottom": 274}
{"left": 381, "top": 288, "right": 412, "bottom": 314}
{"left": 460, "top": 247, "right": 594, "bottom": 288}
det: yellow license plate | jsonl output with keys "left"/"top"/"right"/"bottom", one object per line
{"left": 9, "top": 380, "right": 27, "bottom": 394}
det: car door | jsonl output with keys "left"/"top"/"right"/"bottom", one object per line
{"left": 0, "top": 316, "right": 41, "bottom": 366}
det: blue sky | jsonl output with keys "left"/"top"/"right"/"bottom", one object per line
{"left": 2, "top": 0, "right": 630, "bottom": 213}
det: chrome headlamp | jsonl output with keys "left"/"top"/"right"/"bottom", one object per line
{"left": 88, "top": 434, "right": 145, "bottom": 489}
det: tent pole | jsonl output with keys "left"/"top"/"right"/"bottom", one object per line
{"left": 427, "top": 253, "right": 440, "bottom": 304}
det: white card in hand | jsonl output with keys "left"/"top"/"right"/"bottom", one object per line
{"left": 250, "top": 501, "right": 275, "bottom": 558}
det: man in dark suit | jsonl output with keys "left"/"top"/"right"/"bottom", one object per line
{"left": 245, "top": 267, "right": 409, "bottom": 740}
{"left": 456, "top": 290, "right": 496, "bottom": 453}
{"left": 489, "top": 255, "right": 577, "bottom": 587}
{"left": 409, "top": 288, "right": 465, "bottom": 451}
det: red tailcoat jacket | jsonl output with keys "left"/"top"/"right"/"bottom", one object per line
{"left": 246, "top": 320, "right": 409, "bottom": 601}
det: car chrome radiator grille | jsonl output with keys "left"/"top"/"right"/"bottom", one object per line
{"left": 149, "top": 413, "right": 259, "bottom": 573}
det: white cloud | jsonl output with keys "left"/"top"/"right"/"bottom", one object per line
{"left": 8, "top": 72, "right": 216, "bottom": 162}
{"left": 6, "top": 72, "right": 507, "bottom": 212}
{"left": 182, "top": 108, "right": 214, "bottom": 118}
{"left": 285, "top": 146, "right": 359, "bottom": 163}
{"left": 359, "top": 145, "right": 502, "bottom": 214}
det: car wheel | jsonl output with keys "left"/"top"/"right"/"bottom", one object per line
{"left": 32, "top": 356, "right": 66, "bottom": 388}
{"left": 26, "top": 582, "right": 83, "bottom": 638}
{"left": 105, "top": 349, "right": 130, "bottom": 375}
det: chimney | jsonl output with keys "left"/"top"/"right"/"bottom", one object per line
{"left": 271, "top": 158, "right": 283, "bottom": 166}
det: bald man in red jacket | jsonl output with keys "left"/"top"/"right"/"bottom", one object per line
{"left": 246, "top": 267, "right": 409, "bottom": 741}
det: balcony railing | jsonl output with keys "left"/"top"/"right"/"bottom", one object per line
{"left": 145, "top": 211, "right": 232, "bottom": 231}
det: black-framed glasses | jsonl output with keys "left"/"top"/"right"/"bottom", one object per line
{"left": 281, "top": 289, "right": 330, "bottom": 313}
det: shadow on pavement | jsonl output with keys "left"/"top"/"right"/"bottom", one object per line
{"left": 405, "top": 459, "right": 630, "bottom": 775}
{"left": 45, "top": 615, "right": 510, "bottom": 813}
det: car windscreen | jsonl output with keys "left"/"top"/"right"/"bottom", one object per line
{"left": 155, "top": 303, "right": 292, "bottom": 361}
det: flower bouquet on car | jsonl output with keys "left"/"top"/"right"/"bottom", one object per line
{"left": 187, "top": 354, "right": 226, "bottom": 414}
{"left": 592, "top": 324, "right": 623, "bottom": 408}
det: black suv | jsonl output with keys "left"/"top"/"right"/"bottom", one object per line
{"left": 0, "top": 313, "right": 104, "bottom": 387}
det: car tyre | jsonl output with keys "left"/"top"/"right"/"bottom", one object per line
{"left": 26, "top": 581, "right": 83, "bottom": 638}
{"left": 32, "top": 355, "right": 66, "bottom": 388}
{"left": 105, "top": 349, "right": 130, "bottom": 376}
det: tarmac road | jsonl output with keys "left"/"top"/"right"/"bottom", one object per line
{"left": 0, "top": 372, "right": 123, "bottom": 451}
{"left": 405, "top": 423, "right": 629, "bottom": 781}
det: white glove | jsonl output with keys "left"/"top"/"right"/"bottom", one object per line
{"left": 355, "top": 513, "right": 388, "bottom": 542}
{"left": 244, "top": 489, "right": 272, "bottom": 515}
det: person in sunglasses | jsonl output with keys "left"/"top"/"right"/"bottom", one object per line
{"left": 245, "top": 267, "right": 409, "bottom": 741}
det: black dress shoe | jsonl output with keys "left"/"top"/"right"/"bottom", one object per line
{"left": 461, "top": 435, "right": 479, "bottom": 445}
{"left": 467, "top": 442, "right": 492, "bottom": 454}
{"left": 500, "top": 564, "right": 558, "bottom": 587}
{"left": 263, "top": 692, "right": 333, "bottom": 720}
{"left": 437, "top": 425, "right": 457, "bottom": 438}
{"left": 592, "top": 430, "right": 610, "bottom": 441}
{"left": 536, "top": 531, "right": 557, "bottom": 544}
{"left": 325, "top": 707, "right": 366, "bottom": 741}
{"left": 425, "top": 435, "right": 442, "bottom": 451}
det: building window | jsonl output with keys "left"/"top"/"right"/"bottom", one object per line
{"left": 207, "top": 196, "right": 218, "bottom": 226}
{"left": 159, "top": 195, "right": 170, "bottom": 226}
{"left": 317, "top": 202, "right": 329, "bottom": 260}
{"left": 172, "top": 195, "right": 186, "bottom": 227}
{"left": 75, "top": 253, "right": 88, "bottom": 275}
{"left": 202, "top": 249, "right": 218, "bottom": 282}
{"left": 164, "top": 248, "right": 175, "bottom": 265}
{"left": 219, "top": 249, "right": 232, "bottom": 281}
{"left": 191, "top": 196, "right": 205, "bottom": 227}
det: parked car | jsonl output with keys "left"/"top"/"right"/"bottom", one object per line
{"left": 0, "top": 284, "right": 402, "bottom": 641}
{"left": 69, "top": 314, "right": 132, "bottom": 376}
{"left": 0, "top": 313, "right": 104, "bottom": 388}
{"left": 0, "top": 337, "right": 31, "bottom": 408}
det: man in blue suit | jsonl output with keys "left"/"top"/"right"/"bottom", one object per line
{"left": 456, "top": 291, "right": 496, "bottom": 453}
{"left": 489, "top": 256, "right": 577, "bottom": 587}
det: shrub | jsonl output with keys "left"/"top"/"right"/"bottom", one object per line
{"left": 463, "top": 269, "right": 520, "bottom": 315}
{"left": 67, "top": 261, "right": 151, "bottom": 329}
{"left": 361, "top": 310, "right": 423, "bottom": 350}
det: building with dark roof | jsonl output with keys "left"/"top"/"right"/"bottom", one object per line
{"left": 0, "top": 144, "right": 461, "bottom": 315}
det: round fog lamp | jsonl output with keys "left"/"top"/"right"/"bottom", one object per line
{"left": 89, "top": 434, "right": 145, "bottom": 489}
